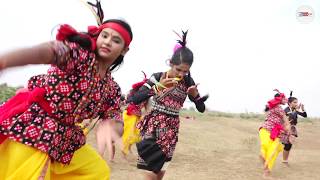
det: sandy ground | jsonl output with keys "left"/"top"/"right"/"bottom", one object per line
{"left": 87, "top": 113, "right": 320, "bottom": 180}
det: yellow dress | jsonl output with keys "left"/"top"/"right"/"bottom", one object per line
{"left": 259, "top": 128, "right": 284, "bottom": 170}
{"left": 0, "top": 139, "right": 110, "bottom": 180}
{"left": 122, "top": 110, "right": 142, "bottom": 155}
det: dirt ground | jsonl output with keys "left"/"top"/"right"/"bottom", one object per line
{"left": 87, "top": 113, "right": 320, "bottom": 180}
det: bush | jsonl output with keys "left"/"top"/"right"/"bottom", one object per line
{"left": 0, "top": 84, "right": 18, "bottom": 103}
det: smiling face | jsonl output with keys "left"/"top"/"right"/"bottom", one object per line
{"left": 95, "top": 28, "right": 128, "bottom": 63}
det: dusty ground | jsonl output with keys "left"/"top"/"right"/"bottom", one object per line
{"left": 87, "top": 113, "right": 320, "bottom": 180}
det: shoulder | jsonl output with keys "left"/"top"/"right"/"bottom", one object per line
{"left": 275, "top": 106, "right": 285, "bottom": 115}
{"left": 150, "top": 72, "right": 163, "bottom": 80}
{"left": 284, "top": 107, "right": 290, "bottom": 113}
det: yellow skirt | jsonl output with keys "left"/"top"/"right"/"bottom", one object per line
{"left": 122, "top": 110, "right": 142, "bottom": 155}
{"left": 0, "top": 139, "right": 110, "bottom": 180}
{"left": 259, "top": 128, "right": 283, "bottom": 170}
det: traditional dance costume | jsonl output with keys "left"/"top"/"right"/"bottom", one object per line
{"left": 127, "top": 72, "right": 206, "bottom": 173}
{"left": 259, "top": 91, "right": 288, "bottom": 170}
{"left": 282, "top": 106, "right": 307, "bottom": 151}
{"left": 0, "top": 15, "right": 132, "bottom": 178}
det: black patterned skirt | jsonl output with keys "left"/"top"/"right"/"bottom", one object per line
{"left": 136, "top": 134, "right": 172, "bottom": 173}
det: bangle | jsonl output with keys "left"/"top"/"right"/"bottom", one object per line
{"left": 156, "top": 82, "right": 166, "bottom": 89}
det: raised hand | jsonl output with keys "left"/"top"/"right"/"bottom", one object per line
{"left": 187, "top": 84, "right": 199, "bottom": 98}
{"left": 159, "top": 73, "right": 178, "bottom": 89}
{"left": 296, "top": 103, "right": 301, "bottom": 111}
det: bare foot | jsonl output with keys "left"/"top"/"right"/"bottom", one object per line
{"left": 262, "top": 169, "right": 280, "bottom": 180}
{"left": 262, "top": 171, "right": 273, "bottom": 179}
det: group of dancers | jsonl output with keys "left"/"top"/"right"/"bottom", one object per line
{"left": 0, "top": 1, "right": 308, "bottom": 180}
{"left": 259, "top": 90, "right": 307, "bottom": 179}
{"left": 0, "top": 1, "right": 208, "bottom": 179}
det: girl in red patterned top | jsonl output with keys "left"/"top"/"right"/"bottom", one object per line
{"left": 127, "top": 30, "right": 208, "bottom": 180}
{"left": 0, "top": 1, "right": 132, "bottom": 179}
{"left": 259, "top": 90, "right": 290, "bottom": 179}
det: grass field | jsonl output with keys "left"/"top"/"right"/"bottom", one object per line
{"left": 87, "top": 111, "right": 320, "bottom": 180}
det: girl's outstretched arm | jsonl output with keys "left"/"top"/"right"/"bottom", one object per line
{"left": 0, "top": 41, "right": 59, "bottom": 69}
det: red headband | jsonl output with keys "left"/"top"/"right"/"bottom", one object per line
{"left": 88, "top": 22, "right": 132, "bottom": 47}
{"left": 56, "top": 22, "right": 132, "bottom": 51}
{"left": 267, "top": 91, "right": 286, "bottom": 109}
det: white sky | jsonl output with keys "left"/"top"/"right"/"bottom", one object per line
{"left": 0, "top": 0, "right": 319, "bottom": 117}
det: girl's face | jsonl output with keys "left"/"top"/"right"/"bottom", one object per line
{"left": 96, "top": 28, "right": 128, "bottom": 62}
{"left": 289, "top": 99, "right": 298, "bottom": 109}
{"left": 169, "top": 63, "right": 191, "bottom": 79}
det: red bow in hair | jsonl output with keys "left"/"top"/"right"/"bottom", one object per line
{"left": 132, "top": 71, "right": 147, "bottom": 90}
{"left": 87, "top": 25, "right": 101, "bottom": 36}
{"left": 267, "top": 89, "right": 286, "bottom": 109}
{"left": 56, "top": 24, "right": 78, "bottom": 41}
{"left": 56, "top": 24, "right": 97, "bottom": 51}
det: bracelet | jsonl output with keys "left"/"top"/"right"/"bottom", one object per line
{"left": 156, "top": 82, "right": 166, "bottom": 89}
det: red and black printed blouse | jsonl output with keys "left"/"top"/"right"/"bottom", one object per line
{"left": 0, "top": 41, "right": 122, "bottom": 164}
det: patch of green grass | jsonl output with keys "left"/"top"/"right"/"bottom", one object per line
{"left": 0, "top": 84, "right": 19, "bottom": 103}
{"left": 180, "top": 109, "right": 319, "bottom": 123}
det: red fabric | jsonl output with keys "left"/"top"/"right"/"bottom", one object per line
{"left": 131, "top": 71, "right": 147, "bottom": 90}
{"left": 88, "top": 22, "right": 132, "bottom": 47}
{"left": 0, "top": 135, "right": 6, "bottom": 144}
{"left": 0, "top": 87, "right": 53, "bottom": 144}
{"left": 267, "top": 93, "right": 286, "bottom": 109}
{"left": 56, "top": 24, "right": 78, "bottom": 41}
{"left": 126, "top": 104, "right": 140, "bottom": 116}
{"left": 15, "top": 88, "right": 29, "bottom": 94}
{"left": 56, "top": 24, "right": 96, "bottom": 51}
{"left": 270, "top": 123, "right": 283, "bottom": 140}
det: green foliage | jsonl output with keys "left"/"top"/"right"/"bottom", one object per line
{"left": 0, "top": 84, "right": 19, "bottom": 103}
{"left": 239, "top": 113, "right": 265, "bottom": 121}
{"left": 181, "top": 109, "right": 318, "bottom": 122}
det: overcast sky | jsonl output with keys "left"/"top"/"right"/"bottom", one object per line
{"left": 0, "top": 0, "right": 319, "bottom": 117}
